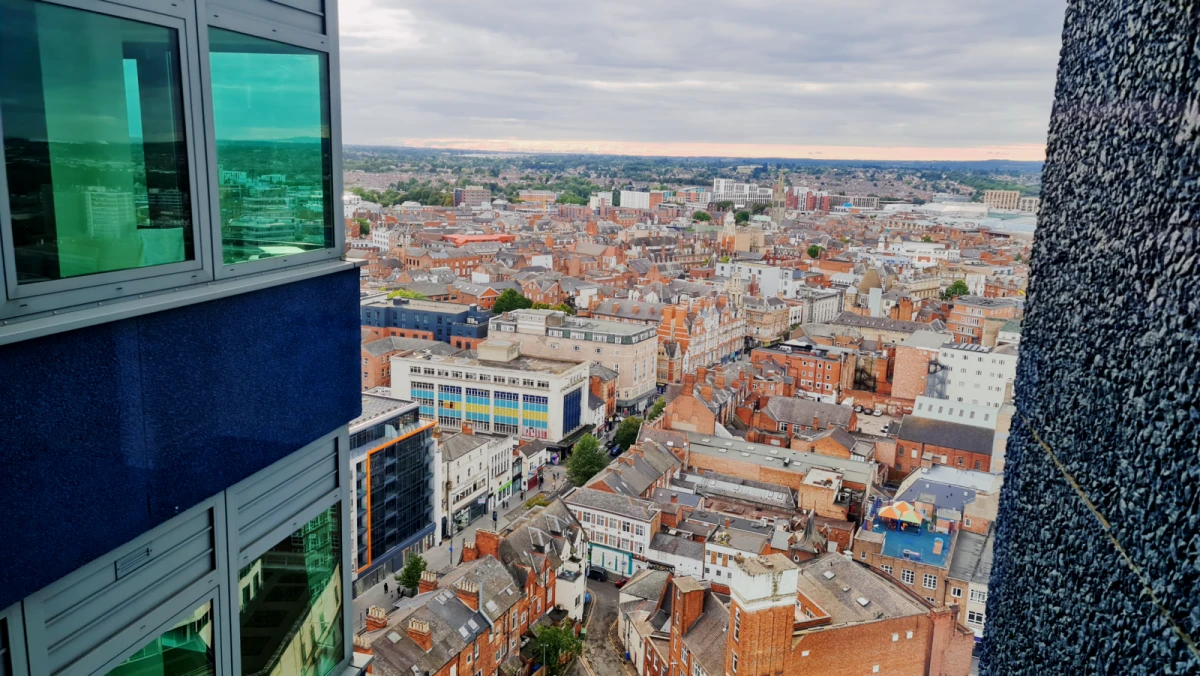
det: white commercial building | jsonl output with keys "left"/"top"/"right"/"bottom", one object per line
{"left": 935, "top": 343, "right": 1019, "bottom": 408}
{"left": 621, "top": 190, "right": 651, "bottom": 210}
{"left": 390, "top": 339, "right": 590, "bottom": 443}
{"left": 716, "top": 261, "right": 807, "bottom": 299}
{"left": 589, "top": 191, "right": 613, "bottom": 209}
{"left": 565, "top": 487, "right": 661, "bottom": 577}
{"left": 440, "top": 430, "right": 519, "bottom": 534}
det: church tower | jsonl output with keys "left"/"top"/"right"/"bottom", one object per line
{"left": 770, "top": 169, "right": 788, "bottom": 222}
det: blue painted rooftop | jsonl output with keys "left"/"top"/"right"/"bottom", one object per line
{"left": 873, "top": 520, "right": 951, "bottom": 569}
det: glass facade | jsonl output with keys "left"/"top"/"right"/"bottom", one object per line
{"left": 410, "top": 381, "right": 435, "bottom": 420}
{"left": 239, "top": 505, "right": 342, "bottom": 676}
{"left": 0, "top": 0, "right": 194, "bottom": 283}
{"left": 437, "top": 384, "right": 462, "bottom": 428}
{"left": 106, "top": 602, "right": 214, "bottom": 676}
{"left": 522, "top": 394, "right": 549, "bottom": 439}
{"left": 208, "top": 28, "right": 333, "bottom": 265}
{"left": 365, "top": 425, "right": 434, "bottom": 568}
{"left": 563, "top": 387, "right": 583, "bottom": 434}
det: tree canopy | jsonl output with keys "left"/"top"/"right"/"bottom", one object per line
{"left": 397, "top": 554, "right": 427, "bottom": 590}
{"left": 734, "top": 210, "right": 751, "bottom": 224}
{"left": 567, "top": 434, "right": 608, "bottom": 486}
{"left": 534, "top": 625, "right": 582, "bottom": 676}
{"left": 647, "top": 398, "right": 666, "bottom": 421}
{"left": 388, "top": 289, "right": 429, "bottom": 300}
{"left": 614, "top": 416, "right": 643, "bottom": 452}
{"left": 713, "top": 200, "right": 734, "bottom": 211}
{"left": 806, "top": 245, "right": 822, "bottom": 259}
{"left": 693, "top": 211, "right": 712, "bottom": 222}
{"left": 943, "top": 280, "right": 971, "bottom": 300}
{"left": 354, "top": 218, "right": 371, "bottom": 236}
{"left": 493, "top": 289, "right": 533, "bottom": 314}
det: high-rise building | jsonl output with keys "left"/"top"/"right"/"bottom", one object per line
{"left": 0, "top": 1, "right": 369, "bottom": 674}
{"left": 349, "top": 395, "right": 439, "bottom": 596}
{"left": 982, "top": 189, "right": 1021, "bottom": 210}
{"left": 453, "top": 185, "right": 491, "bottom": 208}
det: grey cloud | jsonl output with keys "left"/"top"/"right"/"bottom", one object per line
{"left": 338, "top": 0, "right": 1066, "bottom": 152}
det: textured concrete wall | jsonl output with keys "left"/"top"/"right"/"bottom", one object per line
{"left": 0, "top": 270, "right": 361, "bottom": 610}
{"left": 985, "top": 2, "right": 1200, "bottom": 674}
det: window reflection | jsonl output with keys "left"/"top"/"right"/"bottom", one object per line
{"left": 239, "top": 504, "right": 343, "bottom": 676}
{"left": 0, "top": 0, "right": 194, "bottom": 283}
{"left": 106, "top": 602, "right": 214, "bottom": 676}
{"left": 209, "top": 28, "right": 334, "bottom": 265}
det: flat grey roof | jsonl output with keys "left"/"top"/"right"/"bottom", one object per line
{"left": 398, "top": 351, "right": 586, "bottom": 375}
{"left": 685, "top": 433, "right": 875, "bottom": 486}
{"left": 352, "top": 394, "right": 418, "bottom": 430}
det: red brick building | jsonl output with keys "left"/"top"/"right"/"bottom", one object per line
{"left": 894, "top": 416, "right": 995, "bottom": 477}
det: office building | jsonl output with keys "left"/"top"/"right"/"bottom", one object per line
{"left": 620, "top": 190, "right": 666, "bottom": 210}
{"left": 565, "top": 487, "right": 662, "bottom": 576}
{"left": 440, "top": 428, "right": 519, "bottom": 535}
{"left": 982, "top": 189, "right": 1021, "bottom": 210}
{"left": 0, "top": 1, "right": 370, "bottom": 674}
{"left": 350, "top": 395, "right": 439, "bottom": 596}
{"left": 1017, "top": 196, "right": 1041, "bottom": 213}
{"left": 490, "top": 309, "right": 659, "bottom": 412}
{"left": 361, "top": 297, "right": 492, "bottom": 349}
{"left": 931, "top": 342, "right": 1019, "bottom": 409}
{"left": 391, "top": 339, "right": 590, "bottom": 446}
{"left": 453, "top": 185, "right": 492, "bottom": 208}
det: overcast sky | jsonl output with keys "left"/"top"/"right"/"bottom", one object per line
{"left": 338, "top": 0, "right": 1066, "bottom": 161}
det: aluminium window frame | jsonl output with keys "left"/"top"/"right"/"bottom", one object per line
{"left": 0, "top": 0, "right": 216, "bottom": 321}
{"left": 199, "top": 2, "right": 346, "bottom": 281}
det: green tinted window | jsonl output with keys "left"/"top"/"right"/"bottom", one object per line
{"left": 106, "top": 602, "right": 214, "bottom": 676}
{"left": 0, "top": 0, "right": 194, "bottom": 283}
{"left": 239, "top": 504, "right": 343, "bottom": 676}
{"left": 209, "top": 29, "right": 334, "bottom": 265}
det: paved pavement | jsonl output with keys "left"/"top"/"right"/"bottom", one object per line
{"left": 856, "top": 412, "right": 897, "bottom": 436}
{"left": 351, "top": 462, "right": 571, "bottom": 630}
{"left": 575, "top": 577, "right": 625, "bottom": 676}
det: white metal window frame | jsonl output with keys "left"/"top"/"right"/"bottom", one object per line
{"left": 0, "top": 425, "right": 356, "bottom": 676}
{"left": 0, "top": 0, "right": 348, "bottom": 339}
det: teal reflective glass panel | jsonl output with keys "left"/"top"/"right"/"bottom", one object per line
{"left": 0, "top": 0, "right": 194, "bottom": 283}
{"left": 239, "top": 504, "right": 343, "bottom": 676}
{"left": 209, "top": 28, "right": 333, "bottom": 265}
{"left": 106, "top": 602, "right": 214, "bottom": 676}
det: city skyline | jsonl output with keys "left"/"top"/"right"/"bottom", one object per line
{"left": 339, "top": 0, "right": 1067, "bottom": 161}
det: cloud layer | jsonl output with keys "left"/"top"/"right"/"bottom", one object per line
{"left": 338, "top": 0, "right": 1066, "bottom": 160}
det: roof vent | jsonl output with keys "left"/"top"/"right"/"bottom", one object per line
{"left": 857, "top": 597, "right": 871, "bottom": 607}
{"left": 841, "top": 586, "right": 851, "bottom": 593}
{"left": 823, "top": 570, "right": 836, "bottom": 580}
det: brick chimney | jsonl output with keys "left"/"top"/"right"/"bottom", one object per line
{"left": 696, "top": 367, "right": 709, "bottom": 384}
{"left": 670, "top": 493, "right": 679, "bottom": 504}
{"left": 353, "top": 635, "right": 374, "bottom": 673}
{"left": 700, "top": 383, "right": 713, "bottom": 402}
{"left": 813, "top": 415, "right": 821, "bottom": 430}
{"left": 475, "top": 528, "right": 501, "bottom": 560}
{"left": 461, "top": 421, "right": 474, "bottom": 435}
{"left": 682, "top": 373, "right": 696, "bottom": 397}
{"left": 407, "top": 618, "right": 433, "bottom": 652}
{"left": 461, "top": 541, "right": 478, "bottom": 562}
{"left": 715, "top": 371, "right": 727, "bottom": 390}
{"left": 927, "top": 606, "right": 957, "bottom": 676}
{"left": 724, "top": 517, "right": 731, "bottom": 528}
{"left": 455, "top": 579, "right": 480, "bottom": 611}
{"left": 365, "top": 606, "right": 387, "bottom": 631}
{"left": 676, "top": 580, "right": 707, "bottom": 634}
{"left": 418, "top": 570, "right": 439, "bottom": 594}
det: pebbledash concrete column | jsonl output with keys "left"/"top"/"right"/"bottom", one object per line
{"left": 985, "top": 1, "right": 1200, "bottom": 674}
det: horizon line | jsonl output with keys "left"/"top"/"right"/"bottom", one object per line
{"left": 357, "top": 137, "right": 1047, "bottom": 163}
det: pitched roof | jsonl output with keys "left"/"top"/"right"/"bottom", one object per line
{"left": 896, "top": 416, "right": 996, "bottom": 456}
{"left": 564, "top": 487, "right": 659, "bottom": 521}
{"left": 763, "top": 396, "right": 854, "bottom": 429}
{"left": 947, "top": 529, "right": 994, "bottom": 585}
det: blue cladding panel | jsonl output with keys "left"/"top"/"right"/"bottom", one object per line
{"left": 562, "top": 387, "right": 582, "bottom": 434}
{"left": 0, "top": 269, "right": 361, "bottom": 610}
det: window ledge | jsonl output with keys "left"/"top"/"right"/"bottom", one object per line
{"left": 0, "top": 258, "right": 362, "bottom": 346}
{"left": 339, "top": 652, "right": 374, "bottom": 675}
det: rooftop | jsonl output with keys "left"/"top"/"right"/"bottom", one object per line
{"left": 870, "top": 519, "right": 952, "bottom": 569}
{"left": 396, "top": 350, "right": 586, "bottom": 376}
{"left": 685, "top": 432, "right": 875, "bottom": 486}
{"left": 352, "top": 394, "right": 418, "bottom": 430}
{"left": 947, "top": 529, "right": 995, "bottom": 586}
{"left": 796, "top": 554, "right": 928, "bottom": 627}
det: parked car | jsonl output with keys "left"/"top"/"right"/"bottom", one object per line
{"left": 587, "top": 568, "right": 608, "bottom": 582}
{"left": 854, "top": 405, "right": 864, "bottom": 413}
{"left": 614, "top": 578, "right": 627, "bottom": 589}
{"left": 873, "top": 408, "right": 884, "bottom": 417}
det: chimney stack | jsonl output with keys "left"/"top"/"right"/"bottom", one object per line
{"left": 407, "top": 618, "right": 433, "bottom": 652}
{"left": 455, "top": 579, "right": 480, "bottom": 611}
{"left": 813, "top": 415, "right": 821, "bottom": 430}
{"left": 475, "top": 529, "right": 501, "bottom": 560}
{"left": 724, "top": 517, "right": 731, "bottom": 528}
{"left": 715, "top": 371, "right": 727, "bottom": 390}
{"left": 418, "top": 570, "right": 439, "bottom": 594}
{"left": 670, "top": 493, "right": 679, "bottom": 504}
{"left": 365, "top": 606, "right": 388, "bottom": 632}
{"left": 682, "top": 373, "right": 696, "bottom": 396}
{"left": 700, "top": 384, "right": 713, "bottom": 402}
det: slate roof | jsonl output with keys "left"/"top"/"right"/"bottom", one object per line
{"left": 795, "top": 554, "right": 926, "bottom": 626}
{"left": 649, "top": 488, "right": 703, "bottom": 509}
{"left": 832, "top": 312, "right": 949, "bottom": 335}
{"left": 763, "top": 396, "right": 854, "bottom": 429}
{"left": 564, "top": 487, "right": 659, "bottom": 521}
{"left": 896, "top": 479, "right": 978, "bottom": 514}
{"left": 649, "top": 533, "right": 704, "bottom": 561}
{"left": 680, "top": 593, "right": 730, "bottom": 676}
{"left": 441, "top": 431, "right": 506, "bottom": 462}
{"left": 621, "top": 569, "right": 671, "bottom": 603}
{"left": 896, "top": 416, "right": 996, "bottom": 456}
{"left": 363, "top": 337, "right": 459, "bottom": 358}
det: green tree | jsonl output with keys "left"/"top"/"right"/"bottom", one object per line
{"left": 806, "top": 245, "right": 822, "bottom": 259}
{"left": 734, "top": 210, "right": 750, "bottom": 224}
{"left": 493, "top": 289, "right": 534, "bottom": 314}
{"left": 551, "top": 302, "right": 576, "bottom": 315}
{"left": 567, "top": 434, "right": 609, "bottom": 486}
{"left": 647, "top": 397, "right": 666, "bottom": 421}
{"left": 388, "top": 289, "right": 429, "bottom": 300}
{"left": 534, "top": 625, "right": 583, "bottom": 676}
{"left": 396, "top": 554, "right": 427, "bottom": 591}
{"left": 752, "top": 202, "right": 769, "bottom": 215}
{"left": 921, "top": 235, "right": 933, "bottom": 243}
{"left": 693, "top": 211, "right": 712, "bottom": 222}
{"left": 531, "top": 302, "right": 551, "bottom": 310}
{"left": 943, "top": 280, "right": 971, "bottom": 300}
{"left": 719, "top": 255, "right": 731, "bottom": 264}
{"left": 355, "top": 218, "right": 371, "bottom": 236}
{"left": 614, "top": 416, "right": 643, "bottom": 452}
{"left": 713, "top": 200, "right": 735, "bottom": 211}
